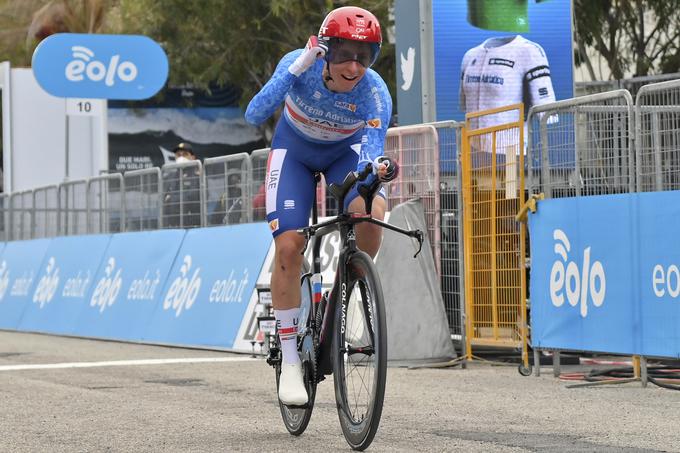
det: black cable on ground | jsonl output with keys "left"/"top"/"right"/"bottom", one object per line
{"left": 561, "top": 366, "right": 680, "bottom": 391}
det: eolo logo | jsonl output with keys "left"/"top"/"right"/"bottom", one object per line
{"left": 65, "top": 46, "right": 138, "bottom": 87}
{"left": 549, "top": 229, "right": 606, "bottom": 318}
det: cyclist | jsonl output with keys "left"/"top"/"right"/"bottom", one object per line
{"left": 245, "top": 6, "right": 397, "bottom": 406}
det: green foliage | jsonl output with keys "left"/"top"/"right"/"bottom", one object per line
{"left": 114, "top": 0, "right": 395, "bottom": 111}
{"left": 574, "top": 0, "right": 680, "bottom": 79}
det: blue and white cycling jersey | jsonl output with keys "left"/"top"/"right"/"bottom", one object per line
{"left": 245, "top": 49, "right": 392, "bottom": 236}
{"left": 245, "top": 49, "right": 392, "bottom": 173}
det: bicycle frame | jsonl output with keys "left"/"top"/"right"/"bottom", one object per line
{"left": 300, "top": 172, "right": 423, "bottom": 376}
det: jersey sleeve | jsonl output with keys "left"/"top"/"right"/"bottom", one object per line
{"left": 523, "top": 41, "right": 556, "bottom": 110}
{"left": 244, "top": 50, "right": 301, "bottom": 126}
{"left": 459, "top": 48, "right": 475, "bottom": 112}
{"left": 357, "top": 73, "right": 393, "bottom": 173}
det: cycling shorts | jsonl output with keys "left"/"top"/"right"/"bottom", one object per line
{"left": 265, "top": 119, "right": 385, "bottom": 237}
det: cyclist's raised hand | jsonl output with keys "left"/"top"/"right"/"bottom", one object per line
{"left": 289, "top": 36, "right": 328, "bottom": 76}
{"left": 374, "top": 156, "right": 399, "bottom": 182}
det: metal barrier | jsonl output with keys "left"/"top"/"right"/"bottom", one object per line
{"left": 385, "top": 124, "right": 441, "bottom": 274}
{"left": 576, "top": 73, "right": 680, "bottom": 98}
{"left": 622, "top": 72, "right": 680, "bottom": 98}
{"left": 87, "top": 174, "right": 125, "bottom": 234}
{"left": 160, "top": 160, "right": 204, "bottom": 229}
{"left": 635, "top": 79, "right": 680, "bottom": 192}
{"left": 123, "top": 167, "right": 162, "bottom": 232}
{"left": 250, "top": 148, "right": 270, "bottom": 222}
{"left": 527, "top": 90, "right": 635, "bottom": 199}
{"left": 203, "top": 153, "right": 252, "bottom": 226}
{"left": 33, "top": 185, "right": 59, "bottom": 239}
{"left": 9, "top": 190, "right": 33, "bottom": 241}
{"left": 432, "top": 121, "right": 466, "bottom": 339}
{"left": 461, "top": 104, "right": 529, "bottom": 367}
{"left": 58, "top": 179, "right": 88, "bottom": 237}
{"left": 0, "top": 194, "right": 8, "bottom": 242}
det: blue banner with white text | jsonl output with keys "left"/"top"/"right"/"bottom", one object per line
{"left": 17, "top": 235, "right": 112, "bottom": 335}
{"left": 0, "top": 239, "right": 52, "bottom": 329}
{"left": 73, "top": 229, "right": 186, "bottom": 341}
{"left": 530, "top": 191, "right": 680, "bottom": 358}
{"left": 143, "top": 223, "right": 272, "bottom": 348}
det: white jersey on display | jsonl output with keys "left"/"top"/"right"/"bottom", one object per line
{"left": 459, "top": 35, "right": 555, "bottom": 129}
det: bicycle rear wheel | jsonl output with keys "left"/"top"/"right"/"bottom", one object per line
{"left": 276, "top": 272, "right": 317, "bottom": 436}
{"left": 332, "top": 251, "right": 387, "bottom": 451}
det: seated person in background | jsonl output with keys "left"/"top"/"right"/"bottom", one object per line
{"left": 163, "top": 142, "right": 202, "bottom": 228}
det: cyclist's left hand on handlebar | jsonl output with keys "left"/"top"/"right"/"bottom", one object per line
{"left": 373, "top": 156, "right": 399, "bottom": 182}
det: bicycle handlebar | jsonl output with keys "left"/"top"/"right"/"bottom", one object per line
{"left": 327, "top": 163, "right": 374, "bottom": 205}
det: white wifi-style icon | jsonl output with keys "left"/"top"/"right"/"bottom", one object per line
{"left": 65, "top": 45, "right": 138, "bottom": 86}
{"left": 71, "top": 45, "right": 94, "bottom": 61}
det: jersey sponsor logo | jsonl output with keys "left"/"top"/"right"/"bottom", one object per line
{"left": 284, "top": 98, "right": 363, "bottom": 140}
{"left": 269, "top": 218, "right": 279, "bottom": 232}
{"left": 465, "top": 74, "right": 504, "bottom": 85}
{"left": 370, "top": 86, "right": 385, "bottom": 113}
{"left": 366, "top": 118, "right": 381, "bottom": 128}
{"left": 488, "top": 57, "right": 515, "bottom": 68}
{"left": 538, "top": 87, "right": 550, "bottom": 98}
{"left": 283, "top": 200, "right": 295, "bottom": 210}
{"left": 334, "top": 101, "right": 357, "bottom": 112}
{"left": 526, "top": 65, "right": 551, "bottom": 82}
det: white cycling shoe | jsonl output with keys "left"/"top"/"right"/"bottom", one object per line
{"left": 278, "top": 362, "right": 308, "bottom": 406}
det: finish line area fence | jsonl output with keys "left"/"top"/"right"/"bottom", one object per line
{"left": 2, "top": 77, "right": 680, "bottom": 376}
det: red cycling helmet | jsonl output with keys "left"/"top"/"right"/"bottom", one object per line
{"left": 318, "top": 6, "right": 382, "bottom": 68}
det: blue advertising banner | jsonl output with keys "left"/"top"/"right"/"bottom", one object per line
{"left": 73, "top": 229, "right": 186, "bottom": 341}
{"left": 17, "top": 235, "right": 112, "bottom": 335}
{"left": 432, "top": 0, "right": 573, "bottom": 122}
{"left": 32, "top": 33, "right": 168, "bottom": 100}
{"left": 143, "top": 223, "right": 272, "bottom": 348}
{"left": 0, "top": 239, "right": 52, "bottom": 329}
{"left": 638, "top": 191, "right": 680, "bottom": 358}
{"left": 530, "top": 191, "right": 680, "bottom": 358}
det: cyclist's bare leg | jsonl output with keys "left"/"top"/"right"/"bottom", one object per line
{"left": 271, "top": 230, "right": 306, "bottom": 310}
{"left": 348, "top": 196, "right": 386, "bottom": 258}
{"left": 271, "top": 230, "right": 308, "bottom": 404}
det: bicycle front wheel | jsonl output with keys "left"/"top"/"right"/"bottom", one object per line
{"left": 332, "top": 251, "right": 387, "bottom": 451}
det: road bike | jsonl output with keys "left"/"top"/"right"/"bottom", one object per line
{"left": 266, "top": 163, "right": 424, "bottom": 450}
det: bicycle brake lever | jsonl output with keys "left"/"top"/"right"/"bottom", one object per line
{"left": 413, "top": 230, "right": 424, "bottom": 258}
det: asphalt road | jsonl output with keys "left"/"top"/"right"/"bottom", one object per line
{"left": 0, "top": 331, "right": 678, "bottom": 452}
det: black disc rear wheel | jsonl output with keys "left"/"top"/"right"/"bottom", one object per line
{"left": 276, "top": 273, "right": 317, "bottom": 435}
{"left": 332, "top": 251, "right": 387, "bottom": 450}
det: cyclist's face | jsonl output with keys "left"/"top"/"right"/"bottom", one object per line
{"left": 325, "top": 59, "right": 366, "bottom": 93}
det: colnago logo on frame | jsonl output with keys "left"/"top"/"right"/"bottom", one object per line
{"left": 549, "top": 229, "right": 606, "bottom": 317}
{"left": 33, "top": 257, "right": 60, "bottom": 308}
{"left": 163, "top": 255, "right": 202, "bottom": 317}
{"left": 91, "top": 257, "right": 123, "bottom": 313}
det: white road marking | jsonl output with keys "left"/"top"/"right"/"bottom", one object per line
{"left": 0, "top": 357, "right": 259, "bottom": 371}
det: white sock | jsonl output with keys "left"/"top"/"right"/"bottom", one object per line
{"left": 275, "top": 308, "right": 300, "bottom": 365}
